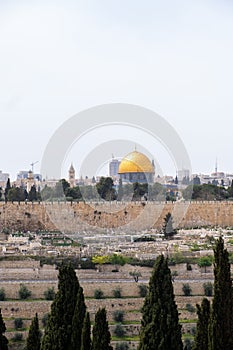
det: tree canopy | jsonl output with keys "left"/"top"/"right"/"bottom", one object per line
{"left": 0, "top": 308, "right": 8, "bottom": 350}
{"left": 41, "top": 264, "right": 80, "bottom": 350}
{"left": 96, "top": 177, "right": 116, "bottom": 201}
{"left": 25, "top": 313, "right": 41, "bottom": 350}
{"left": 138, "top": 255, "right": 183, "bottom": 350}
{"left": 92, "top": 308, "right": 113, "bottom": 350}
{"left": 210, "top": 236, "right": 233, "bottom": 350}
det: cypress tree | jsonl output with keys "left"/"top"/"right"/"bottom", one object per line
{"left": 192, "top": 298, "right": 210, "bottom": 350}
{"left": 4, "top": 178, "right": 11, "bottom": 202}
{"left": 138, "top": 254, "right": 183, "bottom": 350}
{"left": 80, "top": 312, "right": 91, "bottom": 350}
{"left": 0, "top": 308, "right": 8, "bottom": 350}
{"left": 70, "top": 286, "right": 86, "bottom": 350}
{"left": 229, "top": 180, "right": 233, "bottom": 197}
{"left": 92, "top": 308, "right": 113, "bottom": 350}
{"left": 41, "top": 264, "right": 79, "bottom": 350}
{"left": 210, "top": 236, "right": 233, "bottom": 350}
{"left": 162, "top": 213, "right": 177, "bottom": 239}
{"left": 26, "top": 313, "right": 41, "bottom": 350}
{"left": 28, "top": 185, "right": 38, "bottom": 201}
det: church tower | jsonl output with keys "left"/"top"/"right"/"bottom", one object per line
{"left": 69, "top": 163, "right": 75, "bottom": 188}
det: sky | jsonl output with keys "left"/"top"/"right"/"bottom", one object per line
{"left": 0, "top": 0, "right": 233, "bottom": 180}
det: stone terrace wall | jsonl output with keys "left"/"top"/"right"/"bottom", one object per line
{"left": 0, "top": 201, "right": 233, "bottom": 232}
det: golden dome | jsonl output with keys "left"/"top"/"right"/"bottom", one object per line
{"left": 118, "top": 151, "right": 154, "bottom": 174}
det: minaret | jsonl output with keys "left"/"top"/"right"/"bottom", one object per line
{"left": 215, "top": 158, "right": 218, "bottom": 174}
{"left": 69, "top": 163, "right": 75, "bottom": 188}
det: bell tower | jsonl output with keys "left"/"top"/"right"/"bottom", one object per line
{"left": 69, "top": 163, "right": 75, "bottom": 188}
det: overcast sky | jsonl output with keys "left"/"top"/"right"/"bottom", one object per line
{"left": 1, "top": 0, "right": 233, "bottom": 180}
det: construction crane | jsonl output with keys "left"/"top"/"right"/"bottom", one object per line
{"left": 30, "top": 161, "right": 39, "bottom": 173}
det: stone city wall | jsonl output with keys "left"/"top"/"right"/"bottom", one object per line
{"left": 0, "top": 201, "right": 233, "bottom": 233}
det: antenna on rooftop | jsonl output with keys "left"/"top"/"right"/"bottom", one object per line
{"left": 215, "top": 158, "right": 218, "bottom": 173}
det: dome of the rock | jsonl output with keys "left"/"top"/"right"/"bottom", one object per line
{"left": 118, "top": 151, "right": 154, "bottom": 183}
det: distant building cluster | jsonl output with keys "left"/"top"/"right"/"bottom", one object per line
{"left": 0, "top": 151, "right": 232, "bottom": 198}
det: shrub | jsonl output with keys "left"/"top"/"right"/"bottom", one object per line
{"left": 113, "top": 310, "right": 124, "bottom": 323}
{"left": 44, "top": 287, "right": 56, "bottom": 300}
{"left": 203, "top": 282, "right": 213, "bottom": 296}
{"left": 94, "top": 289, "right": 104, "bottom": 299}
{"left": 0, "top": 288, "right": 6, "bottom": 301}
{"left": 14, "top": 318, "right": 23, "bottom": 329}
{"left": 198, "top": 256, "right": 212, "bottom": 272}
{"left": 115, "top": 342, "right": 129, "bottom": 350}
{"left": 113, "top": 288, "right": 122, "bottom": 298}
{"left": 42, "top": 313, "right": 49, "bottom": 328}
{"left": 186, "top": 303, "right": 195, "bottom": 313}
{"left": 171, "top": 251, "right": 186, "bottom": 264}
{"left": 138, "top": 284, "right": 148, "bottom": 297}
{"left": 109, "top": 254, "right": 127, "bottom": 266}
{"left": 114, "top": 324, "right": 126, "bottom": 338}
{"left": 12, "top": 333, "right": 23, "bottom": 342}
{"left": 182, "top": 283, "right": 192, "bottom": 296}
{"left": 18, "top": 284, "right": 31, "bottom": 300}
{"left": 129, "top": 270, "right": 142, "bottom": 282}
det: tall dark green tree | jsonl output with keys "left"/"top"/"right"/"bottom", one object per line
{"left": 7, "top": 187, "right": 26, "bottom": 202}
{"left": 60, "top": 178, "right": 70, "bottom": 194}
{"left": 96, "top": 177, "right": 116, "bottom": 201}
{"left": 117, "top": 178, "right": 123, "bottom": 201}
{"left": 210, "top": 236, "right": 233, "bottom": 350}
{"left": 192, "top": 298, "right": 210, "bottom": 350}
{"left": 92, "top": 308, "right": 113, "bottom": 350}
{"left": 80, "top": 312, "right": 91, "bottom": 350}
{"left": 70, "top": 286, "right": 86, "bottom": 350}
{"left": 26, "top": 313, "right": 41, "bottom": 350}
{"left": 4, "top": 178, "right": 11, "bottom": 202}
{"left": 138, "top": 254, "right": 183, "bottom": 350}
{"left": 162, "top": 212, "right": 177, "bottom": 239}
{"left": 28, "top": 185, "right": 38, "bottom": 201}
{"left": 229, "top": 180, "right": 233, "bottom": 197}
{"left": 65, "top": 186, "right": 82, "bottom": 201}
{"left": 132, "top": 182, "right": 148, "bottom": 201}
{"left": 41, "top": 264, "right": 79, "bottom": 350}
{"left": 0, "top": 308, "right": 8, "bottom": 350}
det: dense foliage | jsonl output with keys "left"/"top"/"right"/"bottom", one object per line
{"left": 210, "top": 236, "right": 233, "bottom": 350}
{"left": 192, "top": 298, "right": 210, "bottom": 350}
{"left": 183, "top": 184, "right": 229, "bottom": 201}
{"left": 25, "top": 313, "right": 41, "bottom": 350}
{"left": 92, "top": 308, "right": 113, "bottom": 350}
{"left": 162, "top": 212, "right": 177, "bottom": 239}
{"left": 138, "top": 255, "right": 183, "bottom": 350}
{"left": 41, "top": 264, "right": 80, "bottom": 350}
{"left": 0, "top": 308, "right": 8, "bottom": 350}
